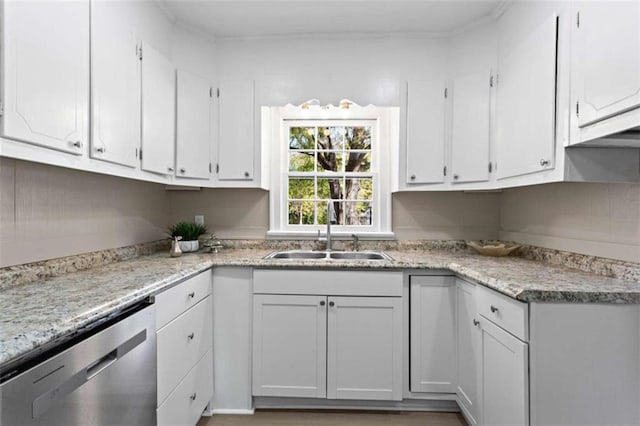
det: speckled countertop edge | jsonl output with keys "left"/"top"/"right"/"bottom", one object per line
{"left": 2, "top": 242, "right": 640, "bottom": 371}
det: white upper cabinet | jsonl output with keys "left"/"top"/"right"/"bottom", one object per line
{"left": 406, "top": 80, "right": 447, "bottom": 185}
{"left": 217, "top": 80, "right": 255, "bottom": 181}
{"left": 571, "top": 1, "right": 640, "bottom": 135}
{"left": 176, "top": 70, "right": 212, "bottom": 180}
{"left": 451, "top": 70, "right": 492, "bottom": 184}
{"left": 90, "top": 0, "right": 141, "bottom": 168}
{"left": 141, "top": 42, "right": 175, "bottom": 176}
{"left": 496, "top": 14, "right": 558, "bottom": 180}
{"left": 1, "top": 0, "right": 89, "bottom": 155}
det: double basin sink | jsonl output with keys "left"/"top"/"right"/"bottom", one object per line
{"left": 263, "top": 250, "right": 393, "bottom": 261}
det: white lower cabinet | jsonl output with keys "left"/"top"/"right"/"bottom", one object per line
{"left": 252, "top": 270, "right": 403, "bottom": 401}
{"left": 409, "top": 275, "right": 457, "bottom": 393}
{"left": 456, "top": 279, "right": 480, "bottom": 425}
{"left": 252, "top": 294, "right": 327, "bottom": 398}
{"left": 155, "top": 270, "right": 213, "bottom": 426}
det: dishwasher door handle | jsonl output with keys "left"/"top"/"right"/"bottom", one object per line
{"left": 32, "top": 329, "right": 147, "bottom": 419}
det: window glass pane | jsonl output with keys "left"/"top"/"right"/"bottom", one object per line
{"left": 288, "top": 201, "right": 314, "bottom": 225}
{"left": 289, "top": 152, "right": 315, "bottom": 172}
{"left": 345, "top": 126, "right": 372, "bottom": 150}
{"left": 345, "top": 151, "right": 371, "bottom": 173}
{"left": 289, "top": 127, "right": 315, "bottom": 150}
{"left": 316, "top": 152, "right": 344, "bottom": 173}
{"left": 316, "top": 200, "right": 328, "bottom": 225}
{"left": 345, "top": 178, "right": 373, "bottom": 200}
{"left": 317, "top": 127, "right": 344, "bottom": 150}
{"left": 288, "top": 178, "right": 314, "bottom": 199}
{"left": 317, "top": 178, "right": 344, "bottom": 200}
{"left": 344, "top": 201, "right": 372, "bottom": 225}
{"left": 318, "top": 200, "right": 343, "bottom": 225}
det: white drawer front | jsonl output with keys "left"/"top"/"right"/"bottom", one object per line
{"left": 157, "top": 349, "right": 213, "bottom": 426}
{"left": 477, "top": 286, "right": 528, "bottom": 341}
{"left": 156, "top": 270, "right": 211, "bottom": 331}
{"left": 253, "top": 269, "right": 403, "bottom": 296}
{"left": 157, "top": 296, "right": 212, "bottom": 405}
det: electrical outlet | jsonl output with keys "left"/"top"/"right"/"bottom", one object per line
{"left": 195, "top": 215, "right": 205, "bottom": 226}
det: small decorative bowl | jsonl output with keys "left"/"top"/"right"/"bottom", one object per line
{"left": 467, "top": 241, "right": 521, "bottom": 257}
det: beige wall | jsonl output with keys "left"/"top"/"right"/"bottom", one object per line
{"left": 393, "top": 191, "right": 501, "bottom": 240}
{"left": 500, "top": 182, "right": 640, "bottom": 263}
{"left": 0, "top": 158, "right": 169, "bottom": 267}
{"left": 167, "top": 188, "right": 270, "bottom": 239}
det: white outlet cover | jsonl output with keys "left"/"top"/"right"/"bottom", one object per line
{"left": 195, "top": 215, "right": 205, "bottom": 226}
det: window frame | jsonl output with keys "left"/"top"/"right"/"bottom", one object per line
{"left": 265, "top": 103, "right": 398, "bottom": 239}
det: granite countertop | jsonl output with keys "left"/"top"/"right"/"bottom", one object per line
{"left": 2, "top": 246, "right": 640, "bottom": 372}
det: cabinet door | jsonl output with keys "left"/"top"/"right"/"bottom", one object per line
{"left": 176, "top": 70, "right": 212, "bottom": 180}
{"left": 410, "top": 276, "right": 456, "bottom": 393}
{"left": 480, "top": 319, "right": 529, "bottom": 426}
{"left": 218, "top": 80, "right": 255, "bottom": 181}
{"left": 90, "top": 0, "right": 140, "bottom": 167}
{"left": 456, "top": 279, "right": 481, "bottom": 425}
{"left": 141, "top": 42, "right": 175, "bottom": 175}
{"left": 252, "top": 294, "right": 327, "bottom": 398}
{"left": 327, "top": 296, "right": 402, "bottom": 401}
{"left": 406, "top": 80, "right": 446, "bottom": 184}
{"left": 1, "top": 0, "right": 89, "bottom": 155}
{"left": 496, "top": 14, "right": 557, "bottom": 180}
{"left": 572, "top": 2, "right": 640, "bottom": 128}
{"left": 451, "top": 70, "right": 491, "bottom": 184}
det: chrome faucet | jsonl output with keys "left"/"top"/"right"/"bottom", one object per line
{"left": 326, "top": 202, "right": 335, "bottom": 251}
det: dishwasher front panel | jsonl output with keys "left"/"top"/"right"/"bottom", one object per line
{"left": 1, "top": 303, "right": 157, "bottom": 426}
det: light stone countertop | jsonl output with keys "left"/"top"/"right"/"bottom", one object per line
{"left": 2, "top": 247, "right": 640, "bottom": 373}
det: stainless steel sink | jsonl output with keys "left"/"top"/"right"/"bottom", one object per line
{"left": 263, "top": 250, "right": 392, "bottom": 261}
{"left": 329, "top": 251, "right": 392, "bottom": 260}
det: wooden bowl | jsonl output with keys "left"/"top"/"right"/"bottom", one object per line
{"left": 467, "top": 241, "right": 521, "bottom": 257}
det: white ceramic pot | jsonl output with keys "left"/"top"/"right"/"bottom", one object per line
{"left": 178, "top": 240, "right": 199, "bottom": 253}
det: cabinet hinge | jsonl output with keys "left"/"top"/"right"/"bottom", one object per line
{"left": 444, "top": 88, "right": 448, "bottom": 99}
{"left": 488, "top": 162, "right": 493, "bottom": 173}
{"left": 576, "top": 101, "right": 580, "bottom": 117}
{"left": 489, "top": 75, "right": 494, "bottom": 88}
{"left": 216, "top": 163, "right": 219, "bottom": 173}
{"left": 137, "top": 44, "right": 143, "bottom": 60}
{"left": 443, "top": 165, "right": 447, "bottom": 176}
{"left": 576, "top": 11, "right": 580, "bottom": 28}
{"left": 209, "top": 88, "right": 213, "bottom": 98}
{"left": 209, "top": 162, "right": 212, "bottom": 173}
{"left": 0, "top": 100, "right": 4, "bottom": 117}
{"left": 139, "top": 149, "right": 142, "bottom": 160}
{"left": 216, "top": 88, "right": 220, "bottom": 98}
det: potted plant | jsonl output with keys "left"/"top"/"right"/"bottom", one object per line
{"left": 168, "top": 221, "right": 208, "bottom": 253}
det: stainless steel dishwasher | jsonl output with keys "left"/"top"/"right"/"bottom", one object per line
{"left": 1, "top": 299, "right": 156, "bottom": 426}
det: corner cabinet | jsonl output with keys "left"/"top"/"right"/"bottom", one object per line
{"left": 409, "top": 275, "right": 457, "bottom": 393}
{"left": 176, "top": 70, "right": 213, "bottom": 180}
{"left": 405, "top": 80, "right": 447, "bottom": 185}
{"left": 495, "top": 13, "right": 558, "bottom": 180}
{"left": 90, "top": 0, "right": 140, "bottom": 168}
{"left": 450, "top": 70, "right": 492, "bottom": 184}
{"left": 1, "top": 0, "right": 89, "bottom": 155}
{"left": 217, "top": 80, "right": 256, "bottom": 182}
{"left": 252, "top": 270, "right": 403, "bottom": 401}
{"left": 570, "top": 1, "right": 640, "bottom": 143}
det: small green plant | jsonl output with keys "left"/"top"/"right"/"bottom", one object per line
{"left": 168, "top": 222, "right": 208, "bottom": 241}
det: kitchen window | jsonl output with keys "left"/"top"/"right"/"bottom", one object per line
{"left": 265, "top": 102, "right": 398, "bottom": 238}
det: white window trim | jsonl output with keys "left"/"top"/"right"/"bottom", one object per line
{"left": 264, "top": 103, "right": 398, "bottom": 239}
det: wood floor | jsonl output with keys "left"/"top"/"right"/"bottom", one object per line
{"left": 198, "top": 410, "right": 467, "bottom": 426}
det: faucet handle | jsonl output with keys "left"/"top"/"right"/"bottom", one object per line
{"left": 351, "top": 234, "right": 359, "bottom": 252}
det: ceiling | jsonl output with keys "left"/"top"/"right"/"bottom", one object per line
{"left": 159, "top": 0, "right": 505, "bottom": 39}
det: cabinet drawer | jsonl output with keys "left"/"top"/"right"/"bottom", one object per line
{"left": 157, "top": 296, "right": 212, "bottom": 405}
{"left": 477, "top": 286, "right": 528, "bottom": 341}
{"left": 156, "top": 270, "right": 211, "bottom": 330}
{"left": 157, "top": 349, "right": 213, "bottom": 426}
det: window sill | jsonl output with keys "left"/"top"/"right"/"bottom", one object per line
{"left": 266, "top": 230, "right": 396, "bottom": 240}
